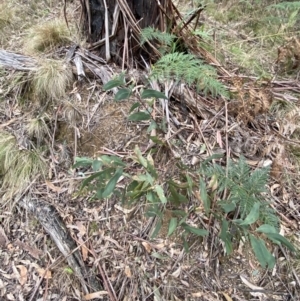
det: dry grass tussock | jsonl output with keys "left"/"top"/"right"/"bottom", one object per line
{"left": 26, "top": 116, "right": 50, "bottom": 145}
{"left": 25, "top": 19, "right": 71, "bottom": 54}
{"left": 0, "top": 131, "right": 47, "bottom": 201}
{"left": 32, "top": 59, "right": 73, "bottom": 101}
{"left": 0, "top": 2, "right": 18, "bottom": 46}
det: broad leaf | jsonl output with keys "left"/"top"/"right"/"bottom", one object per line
{"left": 220, "top": 219, "right": 233, "bottom": 255}
{"left": 167, "top": 218, "right": 178, "bottom": 236}
{"left": 265, "top": 233, "right": 295, "bottom": 252}
{"left": 129, "top": 102, "right": 140, "bottom": 113}
{"left": 220, "top": 202, "right": 236, "bottom": 213}
{"left": 200, "top": 178, "right": 210, "bottom": 214}
{"left": 132, "top": 172, "right": 154, "bottom": 185}
{"left": 141, "top": 89, "right": 168, "bottom": 100}
{"left": 103, "top": 76, "right": 125, "bottom": 90}
{"left": 147, "top": 120, "right": 157, "bottom": 133}
{"left": 114, "top": 88, "right": 132, "bottom": 101}
{"left": 250, "top": 235, "right": 275, "bottom": 269}
{"left": 134, "top": 146, "right": 147, "bottom": 168}
{"left": 92, "top": 160, "right": 102, "bottom": 171}
{"left": 151, "top": 219, "right": 162, "bottom": 238}
{"left": 128, "top": 111, "right": 151, "bottom": 121}
{"left": 154, "top": 184, "right": 167, "bottom": 204}
{"left": 149, "top": 136, "right": 164, "bottom": 145}
{"left": 239, "top": 202, "right": 260, "bottom": 226}
{"left": 100, "top": 155, "right": 126, "bottom": 167}
{"left": 102, "top": 168, "right": 123, "bottom": 198}
{"left": 73, "top": 157, "right": 93, "bottom": 168}
{"left": 169, "top": 184, "right": 188, "bottom": 205}
{"left": 256, "top": 224, "right": 278, "bottom": 234}
{"left": 182, "top": 223, "right": 208, "bottom": 237}
{"left": 81, "top": 168, "right": 114, "bottom": 189}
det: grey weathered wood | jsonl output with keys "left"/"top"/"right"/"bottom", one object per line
{"left": 19, "top": 197, "right": 103, "bottom": 296}
{"left": 0, "top": 50, "right": 37, "bottom": 71}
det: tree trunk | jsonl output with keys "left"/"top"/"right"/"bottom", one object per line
{"left": 81, "top": 0, "right": 172, "bottom": 66}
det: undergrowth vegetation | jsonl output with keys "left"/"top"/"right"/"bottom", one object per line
{"left": 74, "top": 78, "right": 295, "bottom": 269}
{"left": 0, "top": 1, "right": 299, "bottom": 297}
{"left": 25, "top": 19, "right": 72, "bottom": 54}
{"left": 32, "top": 59, "right": 73, "bottom": 101}
{"left": 0, "top": 131, "right": 47, "bottom": 198}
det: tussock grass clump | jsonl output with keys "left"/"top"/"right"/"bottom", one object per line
{"left": 0, "top": 131, "right": 47, "bottom": 199}
{"left": 0, "top": 3, "right": 18, "bottom": 46}
{"left": 32, "top": 59, "right": 73, "bottom": 101}
{"left": 0, "top": 3, "right": 15, "bottom": 30}
{"left": 25, "top": 19, "right": 70, "bottom": 53}
{"left": 26, "top": 117, "right": 50, "bottom": 145}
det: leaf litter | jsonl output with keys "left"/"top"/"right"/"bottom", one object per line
{"left": 0, "top": 0, "right": 300, "bottom": 301}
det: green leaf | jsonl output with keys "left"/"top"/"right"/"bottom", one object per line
{"left": 239, "top": 202, "right": 260, "bottom": 226}
{"left": 256, "top": 224, "right": 278, "bottom": 234}
{"left": 200, "top": 178, "right": 210, "bottom": 214}
{"left": 220, "top": 219, "right": 233, "bottom": 255}
{"left": 182, "top": 236, "right": 190, "bottom": 252}
{"left": 100, "top": 155, "right": 126, "bottom": 167}
{"left": 181, "top": 223, "right": 208, "bottom": 237}
{"left": 103, "top": 76, "right": 125, "bottom": 90}
{"left": 186, "top": 174, "right": 193, "bottom": 194}
{"left": 73, "top": 157, "right": 93, "bottom": 168}
{"left": 132, "top": 172, "right": 154, "bottom": 185}
{"left": 147, "top": 120, "right": 157, "bottom": 133}
{"left": 220, "top": 202, "right": 236, "bottom": 213}
{"left": 141, "top": 89, "right": 168, "bottom": 100}
{"left": 152, "top": 219, "right": 162, "bottom": 238}
{"left": 134, "top": 145, "right": 148, "bottom": 168}
{"left": 114, "top": 88, "right": 132, "bottom": 101}
{"left": 102, "top": 168, "right": 123, "bottom": 198}
{"left": 167, "top": 218, "right": 178, "bottom": 236}
{"left": 250, "top": 235, "right": 275, "bottom": 269}
{"left": 149, "top": 136, "right": 164, "bottom": 145}
{"left": 169, "top": 184, "right": 188, "bottom": 205}
{"left": 92, "top": 160, "right": 102, "bottom": 171}
{"left": 129, "top": 102, "right": 140, "bottom": 113}
{"left": 265, "top": 233, "right": 295, "bottom": 252}
{"left": 154, "top": 184, "right": 167, "bottom": 204}
{"left": 128, "top": 111, "right": 151, "bottom": 121}
{"left": 81, "top": 168, "right": 113, "bottom": 189}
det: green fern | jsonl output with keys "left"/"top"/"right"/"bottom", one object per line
{"left": 140, "top": 27, "right": 176, "bottom": 47}
{"left": 203, "top": 156, "right": 279, "bottom": 229}
{"left": 268, "top": 1, "right": 300, "bottom": 10}
{"left": 151, "top": 52, "right": 228, "bottom": 97}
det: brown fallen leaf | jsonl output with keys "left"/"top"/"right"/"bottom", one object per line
{"left": 124, "top": 265, "right": 132, "bottom": 278}
{"left": 16, "top": 265, "right": 27, "bottom": 286}
{"left": 45, "top": 180, "right": 64, "bottom": 193}
{"left": 141, "top": 241, "right": 152, "bottom": 253}
{"left": 83, "top": 291, "right": 108, "bottom": 300}
{"left": 15, "top": 240, "right": 43, "bottom": 260}
{"left": 36, "top": 268, "right": 52, "bottom": 279}
{"left": 222, "top": 292, "right": 233, "bottom": 301}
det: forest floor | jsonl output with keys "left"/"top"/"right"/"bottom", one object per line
{"left": 0, "top": 0, "right": 300, "bottom": 300}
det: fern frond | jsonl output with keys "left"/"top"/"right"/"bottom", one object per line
{"left": 201, "top": 157, "right": 278, "bottom": 224}
{"left": 151, "top": 52, "right": 228, "bottom": 97}
{"left": 260, "top": 203, "right": 280, "bottom": 230}
{"left": 140, "top": 27, "right": 176, "bottom": 46}
{"left": 268, "top": 2, "right": 300, "bottom": 10}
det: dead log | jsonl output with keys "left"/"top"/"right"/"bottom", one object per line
{"left": 19, "top": 197, "right": 104, "bottom": 297}
{"left": 0, "top": 50, "right": 37, "bottom": 71}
